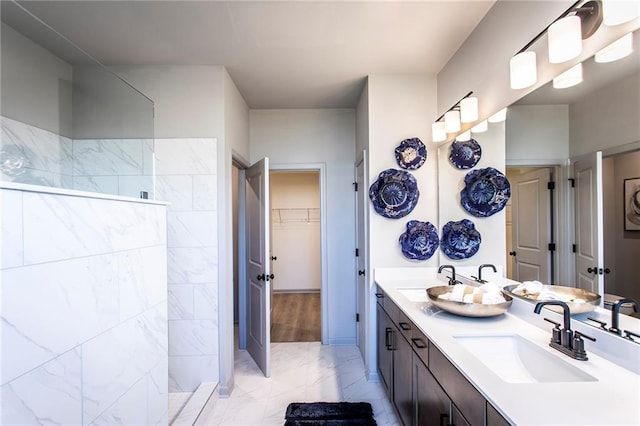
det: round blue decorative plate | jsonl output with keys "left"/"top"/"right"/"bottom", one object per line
{"left": 395, "top": 137, "right": 427, "bottom": 170}
{"left": 399, "top": 220, "right": 439, "bottom": 260}
{"left": 449, "top": 139, "right": 481, "bottom": 169}
{"left": 369, "top": 169, "right": 419, "bottom": 219}
{"left": 460, "top": 167, "right": 511, "bottom": 217}
{"left": 441, "top": 219, "right": 481, "bottom": 260}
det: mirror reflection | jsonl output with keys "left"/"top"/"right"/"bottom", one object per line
{"left": 448, "top": 29, "right": 639, "bottom": 323}
{"left": 0, "top": 1, "right": 155, "bottom": 199}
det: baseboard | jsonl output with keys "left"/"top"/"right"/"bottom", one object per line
{"left": 273, "top": 289, "right": 321, "bottom": 294}
{"left": 327, "top": 337, "right": 356, "bottom": 345}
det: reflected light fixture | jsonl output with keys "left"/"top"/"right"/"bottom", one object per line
{"left": 488, "top": 108, "right": 507, "bottom": 123}
{"left": 595, "top": 32, "right": 634, "bottom": 62}
{"left": 444, "top": 110, "right": 461, "bottom": 133}
{"left": 553, "top": 63, "right": 583, "bottom": 88}
{"left": 510, "top": 51, "right": 537, "bottom": 89}
{"left": 456, "top": 131, "right": 471, "bottom": 142}
{"left": 432, "top": 122, "right": 447, "bottom": 142}
{"left": 509, "top": 1, "right": 603, "bottom": 90}
{"left": 548, "top": 15, "right": 583, "bottom": 63}
{"left": 460, "top": 96, "right": 479, "bottom": 123}
{"left": 471, "top": 120, "right": 488, "bottom": 133}
{"left": 603, "top": 0, "right": 640, "bottom": 26}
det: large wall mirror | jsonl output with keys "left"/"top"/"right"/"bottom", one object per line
{"left": 1, "top": 1, "right": 155, "bottom": 198}
{"left": 438, "top": 28, "right": 639, "bottom": 323}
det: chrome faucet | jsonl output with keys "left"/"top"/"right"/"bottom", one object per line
{"left": 438, "top": 265, "right": 459, "bottom": 285}
{"left": 609, "top": 298, "right": 639, "bottom": 335}
{"left": 475, "top": 264, "right": 497, "bottom": 283}
{"left": 534, "top": 300, "right": 595, "bottom": 361}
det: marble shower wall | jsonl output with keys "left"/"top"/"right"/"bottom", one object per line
{"left": 0, "top": 186, "right": 169, "bottom": 425}
{"left": 1, "top": 117, "right": 154, "bottom": 198}
{"left": 154, "top": 138, "right": 219, "bottom": 392}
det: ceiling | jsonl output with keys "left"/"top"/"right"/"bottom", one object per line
{"left": 5, "top": 0, "right": 496, "bottom": 109}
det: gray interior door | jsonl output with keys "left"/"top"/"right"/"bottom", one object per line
{"left": 574, "top": 152, "right": 604, "bottom": 296}
{"left": 245, "top": 157, "right": 271, "bottom": 377}
{"left": 511, "top": 168, "right": 552, "bottom": 283}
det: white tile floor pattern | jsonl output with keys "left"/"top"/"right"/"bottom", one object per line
{"left": 199, "top": 342, "right": 400, "bottom": 425}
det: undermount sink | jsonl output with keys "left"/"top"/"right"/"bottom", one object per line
{"left": 454, "top": 334, "right": 598, "bottom": 384}
{"left": 397, "top": 287, "right": 429, "bottom": 302}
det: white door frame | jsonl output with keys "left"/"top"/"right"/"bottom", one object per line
{"left": 270, "top": 162, "right": 328, "bottom": 344}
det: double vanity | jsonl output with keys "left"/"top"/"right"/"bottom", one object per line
{"left": 374, "top": 268, "right": 640, "bottom": 426}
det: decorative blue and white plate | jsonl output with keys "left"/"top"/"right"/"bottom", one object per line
{"left": 395, "top": 137, "right": 427, "bottom": 170}
{"left": 449, "top": 139, "right": 481, "bottom": 169}
{"left": 399, "top": 220, "right": 439, "bottom": 260}
{"left": 441, "top": 219, "right": 481, "bottom": 260}
{"left": 460, "top": 167, "right": 511, "bottom": 217}
{"left": 369, "top": 169, "right": 419, "bottom": 219}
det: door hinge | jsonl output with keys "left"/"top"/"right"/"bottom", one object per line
{"left": 572, "top": 244, "right": 577, "bottom": 253}
{"left": 355, "top": 248, "right": 359, "bottom": 257}
{"left": 568, "top": 178, "right": 575, "bottom": 188}
{"left": 547, "top": 181, "right": 555, "bottom": 190}
{"left": 548, "top": 243, "right": 556, "bottom": 252}
{"left": 353, "top": 182, "right": 358, "bottom": 192}
{"left": 356, "top": 313, "right": 360, "bottom": 322}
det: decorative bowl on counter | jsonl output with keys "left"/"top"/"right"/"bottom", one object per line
{"left": 426, "top": 286, "right": 513, "bottom": 318}
{"left": 502, "top": 284, "right": 600, "bottom": 314}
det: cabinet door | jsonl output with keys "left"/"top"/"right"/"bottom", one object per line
{"left": 394, "top": 332, "right": 413, "bottom": 426}
{"left": 429, "top": 344, "right": 485, "bottom": 426}
{"left": 377, "top": 303, "right": 393, "bottom": 397}
{"left": 414, "top": 355, "right": 450, "bottom": 426}
{"left": 486, "top": 402, "right": 511, "bottom": 426}
{"left": 451, "top": 404, "right": 470, "bottom": 426}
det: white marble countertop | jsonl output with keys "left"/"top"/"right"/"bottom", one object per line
{"left": 375, "top": 268, "right": 640, "bottom": 425}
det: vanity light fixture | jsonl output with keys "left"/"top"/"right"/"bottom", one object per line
{"left": 509, "top": 1, "right": 603, "bottom": 89}
{"left": 510, "top": 51, "right": 537, "bottom": 89}
{"left": 548, "top": 15, "right": 583, "bottom": 63}
{"left": 553, "top": 63, "right": 584, "bottom": 88}
{"left": 432, "top": 121, "right": 447, "bottom": 142}
{"left": 456, "top": 130, "right": 472, "bottom": 142}
{"left": 595, "top": 32, "right": 634, "bottom": 62}
{"left": 444, "top": 110, "right": 461, "bottom": 133}
{"left": 431, "top": 91, "right": 476, "bottom": 142}
{"left": 460, "top": 96, "right": 479, "bottom": 123}
{"left": 603, "top": 0, "right": 640, "bottom": 26}
{"left": 488, "top": 108, "right": 507, "bottom": 123}
{"left": 471, "top": 120, "right": 488, "bottom": 133}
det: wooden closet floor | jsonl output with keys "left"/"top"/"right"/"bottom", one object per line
{"left": 271, "top": 292, "right": 321, "bottom": 342}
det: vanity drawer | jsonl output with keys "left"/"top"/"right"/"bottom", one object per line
{"left": 410, "top": 326, "right": 429, "bottom": 367}
{"left": 396, "top": 310, "right": 413, "bottom": 342}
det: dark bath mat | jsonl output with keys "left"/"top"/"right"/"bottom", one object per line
{"left": 284, "top": 402, "right": 376, "bottom": 425}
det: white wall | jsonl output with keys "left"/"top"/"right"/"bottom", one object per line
{"left": 367, "top": 75, "right": 438, "bottom": 269}
{"left": 271, "top": 172, "right": 321, "bottom": 292}
{"left": 0, "top": 23, "right": 73, "bottom": 137}
{"left": 506, "top": 105, "right": 569, "bottom": 164}
{"left": 569, "top": 72, "right": 640, "bottom": 157}
{"left": 113, "top": 66, "right": 225, "bottom": 392}
{"left": 250, "top": 109, "right": 356, "bottom": 344}
{"left": 356, "top": 79, "right": 370, "bottom": 156}
{"left": 0, "top": 185, "right": 168, "bottom": 425}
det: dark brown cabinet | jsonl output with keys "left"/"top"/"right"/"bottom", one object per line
{"left": 376, "top": 287, "right": 512, "bottom": 426}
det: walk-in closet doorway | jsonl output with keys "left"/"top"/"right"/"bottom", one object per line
{"left": 269, "top": 170, "right": 322, "bottom": 342}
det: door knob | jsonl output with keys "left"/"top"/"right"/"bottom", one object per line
{"left": 509, "top": 251, "right": 516, "bottom": 256}
{"left": 271, "top": 256, "right": 277, "bottom": 261}
{"left": 265, "top": 273, "right": 274, "bottom": 281}
{"left": 257, "top": 274, "right": 265, "bottom": 281}
{"left": 604, "top": 268, "right": 611, "bottom": 274}
{"left": 358, "top": 270, "right": 365, "bottom": 276}
{"left": 587, "top": 267, "right": 597, "bottom": 274}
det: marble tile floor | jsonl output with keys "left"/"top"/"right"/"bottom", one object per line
{"left": 198, "top": 342, "right": 400, "bottom": 425}
{"left": 169, "top": 392, "right": 193, "bottom": 424}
